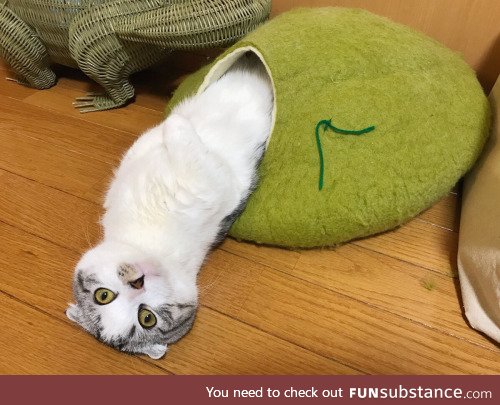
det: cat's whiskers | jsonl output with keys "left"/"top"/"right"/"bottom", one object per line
{"left": 197, "top": 270, "right": 224, "bottom": 298}
{"left": 83, "top": 223, "right": 93, "bottom": 249}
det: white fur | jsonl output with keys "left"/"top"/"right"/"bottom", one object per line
{"left": 67, "top": 56, "right": 274, "bottom": 357}
{"left": 103, "top": 61, "right": 273, "bottom": 295}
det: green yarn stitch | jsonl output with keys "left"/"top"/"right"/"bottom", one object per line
{"left": 316, "top": 119, "right": 375, "bottom": 190}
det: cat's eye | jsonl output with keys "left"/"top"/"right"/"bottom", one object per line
{"left": 94, "top": 288, "right": 117, "bottom": 305}
{"left": 138, "top": 308, "right": 157, "bottom": 329}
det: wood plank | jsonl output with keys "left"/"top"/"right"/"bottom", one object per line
{"left": 222, "top": 236, "right": 490, "bottom": 348}
{"left": 222, "top": 228, "right": 491, "bottom": 350}
{"left": 292, "top": 244, "right": 495, "bottom": 349}
{"left": 0, "top": 217, "right": 357, "bottom": 374}
{"left": 153, "top": 307, "right": 361, "bottom": 375}
{"left": 354, "top": 218, "right": 458, "bottom": 277}
{"left": 0, "top": 220, "right": 93, "bottom": 319}
{"left": 201, "top": 246, "right": 499, "bottom": 354}
{"left": 0, "top": 170, "right": 102, "bottom": 251}
{"left": 0, "top": 130, "right": 112, "bottom": 202}
{"left": 221, "top": 237, "right": 300, "bottom": 273}
{"left": 417, "top": 192, "right": 460, "bottom": 232}
{"left": 164, "top": 49, "right": 222, "bottom": 73}
{"left": 23, "top": 85, "right": 163, "bottom": 135}
{"left": 205, "top": 263, "right": 500, "bottom": 374}
{"left": 0, "top": 76, "right": 38, "bottom": 99}
{"left": 0, "top": 96, "right": 135, "bottom": 165}
{"left": 0, "top": 293, "right": 167, "bottom": 374}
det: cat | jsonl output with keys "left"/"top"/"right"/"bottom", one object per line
{"left": 66, "top": 53, "right": 274, "bottom": 359}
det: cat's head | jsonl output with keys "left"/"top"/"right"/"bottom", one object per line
{"left": 66, "top": 241, "right": 197, "bottom": 359}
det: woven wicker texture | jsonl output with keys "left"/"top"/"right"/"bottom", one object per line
{"left": 0, "top": 0, "right": 271, "bottom": 111}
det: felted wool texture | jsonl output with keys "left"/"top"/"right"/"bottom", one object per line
{"left": 166, "top": 7, "right": 490, "bottom": 248}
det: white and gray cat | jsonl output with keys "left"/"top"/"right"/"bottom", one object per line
{"left": 66, "top": 54, "right": 274, "bottom": 359}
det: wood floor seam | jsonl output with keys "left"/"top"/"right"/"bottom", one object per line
{"left": 204, "top": 305, "right": 368, "bottom": 375}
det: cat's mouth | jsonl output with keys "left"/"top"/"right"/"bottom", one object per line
{"left": 129, "top": 275, "right": 145, "bottom": 289}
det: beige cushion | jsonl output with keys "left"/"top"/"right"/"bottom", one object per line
{"left": 458, "top": 77, "right": 500, "bottom": 342}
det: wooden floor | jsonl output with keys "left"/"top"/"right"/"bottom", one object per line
{"left": 0, "top": 55, "right": 499, "bottom": 375}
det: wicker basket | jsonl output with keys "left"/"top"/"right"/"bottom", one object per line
{"left": 0, "top": 0, "right": 271, "bottom": 111}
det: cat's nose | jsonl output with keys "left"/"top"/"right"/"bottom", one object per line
{"left": 118, "top": 263, "right": 143, "bottom": 287}
{"left": 129, "top": 275, "right": 145, "bottom": 289}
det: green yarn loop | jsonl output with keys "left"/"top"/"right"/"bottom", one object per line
{"left": 316, "top": 119, "right": 375, "bottom": 190}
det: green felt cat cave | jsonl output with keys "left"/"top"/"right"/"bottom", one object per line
{"left": 167, "top": 7, "right": 490, "bottom": 248}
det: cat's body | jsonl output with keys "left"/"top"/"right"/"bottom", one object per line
{"left": 66, "top": 55, "right": 274, "bottom": 358}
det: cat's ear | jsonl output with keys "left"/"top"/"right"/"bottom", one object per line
{"left": 143, "top": 343, "right": 167, "bottom": 360}
{"left": 66, "top": 303, "right": 83, "bottom": 324}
